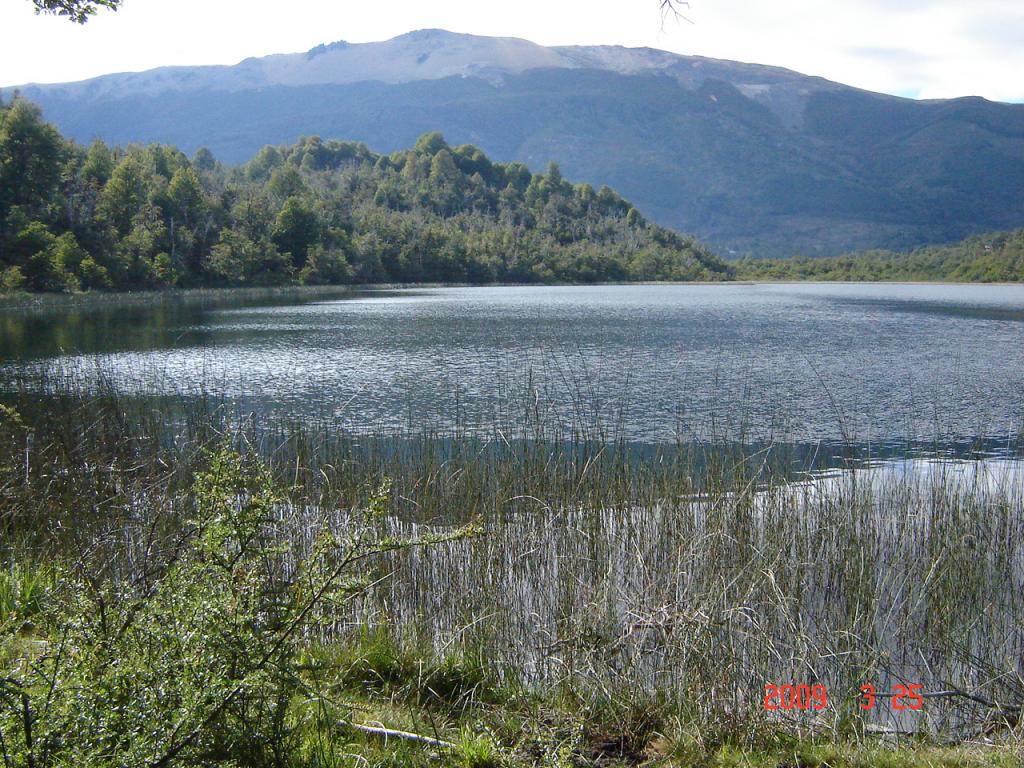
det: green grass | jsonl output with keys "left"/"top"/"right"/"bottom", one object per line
{"left": 289, "top": 631, "right": 1023, "bottom": 766}
{"left": 0, "top": 560, "right": 54, "bottom": 625}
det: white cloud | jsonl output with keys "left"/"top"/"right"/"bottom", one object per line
{"left": 674, "top": 0, "right": 1024, "bottom": 101}
{"left": 0, "top": 0, "right": 1021, "bottom": 101}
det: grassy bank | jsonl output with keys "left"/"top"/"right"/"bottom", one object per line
{"left": 1, "top": 380, "right": 1022, "bottom": 766}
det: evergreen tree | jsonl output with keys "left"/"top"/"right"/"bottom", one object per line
{"left": 272, "top": 196, "right": 320, "bottom": 269}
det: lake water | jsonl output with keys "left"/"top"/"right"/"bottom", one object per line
{"left": 2, "top": 283, "right": 1023, "bottom": 451}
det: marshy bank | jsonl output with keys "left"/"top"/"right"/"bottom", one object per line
{"left": 1, "top": 378, "right": 1023, "bottom": 766}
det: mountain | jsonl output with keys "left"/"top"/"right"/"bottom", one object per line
{"left": 7, "top": 29, "right": 1024, "bottom": 257}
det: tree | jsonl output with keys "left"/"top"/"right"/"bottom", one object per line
{"left": 98, "top": 155, "right": 146, "bottom": 236}
{"left": 271, "top": 196, "right": 320, "bottom": 268}
{"left": 207, "top": 228, "right": 291, "bottom": 285}
{"left": 167, "top": 167, "right": 205, "bottom": 228}
{"left": 82, "top": 138, "right": 114, "bottom": 186}
{"left": 245, "top": 145, "right": 283, "bottom": 182}
{"left": 161, "top": 166, "right": 207, "bottom": 270}
{"left": 545, "top": 161, "right": 563, "bottom": 187}
{"left": 192, "top": 147, "right": 218, "bottom": 173}
{"left": 298, "top": 244, "right": 353, "bottom": 285}
{"left": 428, "top": 149, "right": 464, "bottom": 215}
{"left": 29, "top": 0, "right": 121, "bottom": 23}
{"left": 414, "top": 132, "right": 449, "bottom": 156}
{"left": 0, "top": 99, "right": 65, "bottom": 223}
{"left": 266, "top": 164, "right": 305, "bottom": 200}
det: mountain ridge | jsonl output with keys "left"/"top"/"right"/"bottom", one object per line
{"left": 7, "top": 29, "right": 1024, "bottom": 257}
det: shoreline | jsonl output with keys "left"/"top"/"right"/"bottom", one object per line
{"left": 2, "top": 278, "right": 1023, "bottom": 311}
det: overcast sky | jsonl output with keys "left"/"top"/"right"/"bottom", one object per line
{"left": 1, "top": 0, "right": 1022, "bottom": 101}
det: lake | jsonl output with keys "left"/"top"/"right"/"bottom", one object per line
{"left": 2, "top": 282, "right": 1023, "bottom": 452}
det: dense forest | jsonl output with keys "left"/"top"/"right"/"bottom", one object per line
{"left": 5, "top": 93, "right": 1024, "bottom": 293}
{"left": 0, "top": 96, "right": 731, "bottom": 292}
{"left": 736, "top": 230, "right": 1024, "bottom": 282}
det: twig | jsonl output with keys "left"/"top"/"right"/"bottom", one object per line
{"left": 343, "top": 721, "right": 456, "bottom": 749}
{"left": 922, "top": 686, "right": 1022, "bottom": 739}
{"left": 660, "top": 0, "right": 694, "bottom": 25}
{"left": 21, "top": 692, "right": 33, "bottom": 768}
{"left": 928, "top": 684, "right": 1022, "bottom": 718}
{"left": 923, "top": 688, "right": 1005, "bottom": 709}
{"left": 864, "top": 724, "right": 920, "bottom": 737}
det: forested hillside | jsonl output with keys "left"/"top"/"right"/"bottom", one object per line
{"left": 736, "top": 230, "right": 1024, "bottom": 282}
{"left": 0, "top": 97, "right": 729, "bottom": 292}
{"left": 14, "top": 29, "right": 1024, "bottom": 257}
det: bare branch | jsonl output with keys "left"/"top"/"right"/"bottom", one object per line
{"left": 660, "top": 0, "right": 694, "bottom": 25}
{"left": 343, "top": 722, "right": 456, "bottom": 750}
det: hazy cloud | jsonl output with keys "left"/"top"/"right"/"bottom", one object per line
{"left": 680, "top": 0, "right": 1024, "bottom": 102}
{"left": 965, "top": 12, "right": 1024, "bottom": 52}
{"left": 856, "top": 0, "right": 953, "bottom": 9}
{"left": 845, "top": 47, "right": 937, "bottom": 68}
{"left": 0, "top": 0, "right": 1021, "bottom": 101}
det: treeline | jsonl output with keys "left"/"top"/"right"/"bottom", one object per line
{"left": 736, "top": 230, "right": 1024, "bottom": 283}
{"left": 0, "top": 96, "right": 731, "bottom": 292}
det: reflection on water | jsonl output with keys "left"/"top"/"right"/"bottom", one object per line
{"left": 2, "top": 283, "right": 1023, "bottom": 446}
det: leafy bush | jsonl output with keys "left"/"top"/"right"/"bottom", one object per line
{"left": 0, "top": 449, "right": 454, "bottom": 767}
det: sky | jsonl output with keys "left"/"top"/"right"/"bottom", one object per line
{"left": 1, "top": 0, "right": 1022, "bottom": 102}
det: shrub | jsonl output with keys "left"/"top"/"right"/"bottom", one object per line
{"left": 78, "top": 256, "right": 113, "bottom": 290}
{"left": 1, "top": 265, "right": 26, "bottom": 290}
{"left": 0, "top": 447, "right": 478, "bottom": 766}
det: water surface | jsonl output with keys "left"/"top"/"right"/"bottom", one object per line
{"left": 2, "top": 283, "right": 1023, "bottom": 449}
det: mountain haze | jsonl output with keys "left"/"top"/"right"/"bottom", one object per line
{"left": 9, "top": 29, "right": 1024, "bottom": 257}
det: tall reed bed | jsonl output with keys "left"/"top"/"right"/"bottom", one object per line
{"left": 1, "top": 375, "right": 1022, "bottom": 747}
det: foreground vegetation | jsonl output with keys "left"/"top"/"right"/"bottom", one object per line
{"left": 1, "top": 371, "right": 1022, "bottom": 765}
{"left": 0, "top": 95, "right": 729, "bottom": 293}
{"left": 736, "top": 230, "right": 1024, "bottom": 283}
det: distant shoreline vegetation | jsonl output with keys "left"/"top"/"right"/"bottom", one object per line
{"left": 735, "top": 229, "right": 1024, "bottom": 283}
{"left": 2, "top": 95, "right": 1022, "bottom": 294}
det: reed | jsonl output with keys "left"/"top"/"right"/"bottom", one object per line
{"left": 0, "top": 371, "right": 1022, "bottom": 764}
